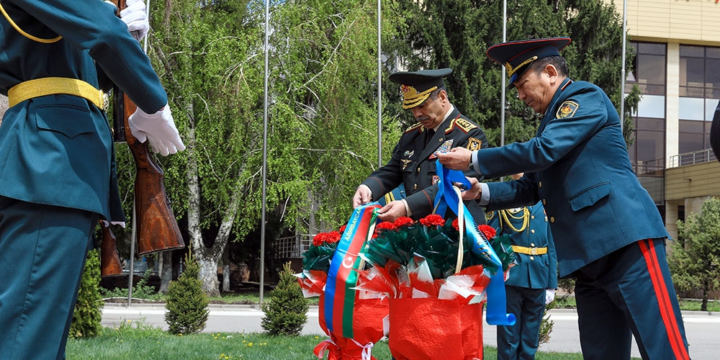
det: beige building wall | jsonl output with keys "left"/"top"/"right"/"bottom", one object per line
{"left": 666, "top": 161, "right": 720, "bottom": 200}
{"left": 626, "top": 0, "right": 720, "bottom": 46}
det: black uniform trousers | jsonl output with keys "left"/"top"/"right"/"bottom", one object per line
{"left": 574, "top": 238, "right": 690, "bottom": 360}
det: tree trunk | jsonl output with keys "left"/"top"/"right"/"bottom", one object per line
{"left": 187, "top": 120, "right": 245, "bottom": 296}
{"left": 222, "top": 246, "right": 231, "bottom": 293}
{"left": 702, "top": 280, "right": 709, "bottom": 312}
{"left": 159, "top": 251, "right": 173, "bottom": 293}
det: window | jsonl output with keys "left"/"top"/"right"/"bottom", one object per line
{"left": 626, "top": 42, "right": 666, "bottom": 206}
{"left": 627, "top": 42, "right": 666, "bottom": 174}
{"left": 679, "top": 45, "right": 720, "bottom": 154}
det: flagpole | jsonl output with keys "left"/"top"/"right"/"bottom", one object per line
{"left": 128, "top": 0, "right": 152, "bottom": 307}
{"left": 620, "top": 0, "right": 628, "bottom": 134}
{"left": 499, "top": 0, "right": 507, "bottom": 183}
{"left": 259, "top": 0, "right": 270, "bottom": 304}
{"left": 377, "top": 0, "right": 382, "bottom": 168}
{"left": 500, "top": 0, "right": 507, "bottom": 149}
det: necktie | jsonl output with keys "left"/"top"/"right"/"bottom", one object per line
{"left": 426, "top": 129, "right": 435, "bottom": 146}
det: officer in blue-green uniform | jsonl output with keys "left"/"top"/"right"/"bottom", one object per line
{"left": 439, "top": 38, "right": 690, "bottom": 360}
{"left": 711, "top": 102, "right": 720, "bottom": 161}
{"left": 353, "top": 69, "right": 488, "bottom": 224}
{"left": 0, "top": 1, "right": 185, "bottom": 359}
{"left": 487, "top": 174, "right": 557, "bottom": 360}
{"left": 377, "top": 184, "right": 406, "bottom": 207}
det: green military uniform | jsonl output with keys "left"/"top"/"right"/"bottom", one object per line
{"left": 361, "top": 69, "right": 488, "bottom": 223}
{"left": 0, "top": 1, "right": 167, "bottom": 359}
{"left": 488, "top": 202, "right": 557, "bottom": 360}
{"left": 477, "top": 38, "right": 689, "bottom": 360}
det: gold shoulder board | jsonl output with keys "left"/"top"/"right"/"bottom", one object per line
{"left": 454, "top": 118, "right": 477, "bottom": 133}
{"left": 405, "top": 123, "right": 423, "bottom": 133}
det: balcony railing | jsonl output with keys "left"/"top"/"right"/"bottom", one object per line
{"left": 668, "top": 149, "right": 717, "bottom": 168}
{"left": 274, "top": 234, "right": 315, "bottom": 258}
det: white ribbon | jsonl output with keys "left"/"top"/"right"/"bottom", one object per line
{"left": 351, "top": 339, "right": 374, "bottom": 360}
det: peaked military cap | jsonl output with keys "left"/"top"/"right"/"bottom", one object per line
{"left": 487, "top": 37, "right": 571, "bottom": 86}
{"left": 389, "top": 68, "right": 452, "bottom": 109}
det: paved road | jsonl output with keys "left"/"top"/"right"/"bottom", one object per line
{"left": 102, "top": 304, "right": 719, "bottom": 359}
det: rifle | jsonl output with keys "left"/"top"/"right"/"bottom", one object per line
{"left": 100, "top": 221, "right": 124, "bottom": 277}
{"left": 100, "top": 0, "right": 185, "bottom": 278}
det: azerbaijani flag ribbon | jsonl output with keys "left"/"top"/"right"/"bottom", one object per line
{"left": 324, "top": 203, "right": 381, "bottom": 338}
{"left": 433, "top": 161, "right": 516, "bottom": 326}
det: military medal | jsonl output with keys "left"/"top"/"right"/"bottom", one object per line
{"left": 429, "top": 139, "right": 454, "bottom": 159}
{"left": 401, "top": 159, "right": 412, "bottom": 170}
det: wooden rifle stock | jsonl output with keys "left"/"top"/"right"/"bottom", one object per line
{"left": 100, "top": 221, "right": 124, "bottom": 277}
{"left": 102, "top": 0, "right": 185, "bottom": 270}
{"left": 113, "top": 88, "right": 185, "bottom": 255}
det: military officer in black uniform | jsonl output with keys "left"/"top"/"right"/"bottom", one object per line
{"left": 353, "top": 68, "right": 488, "bottom": 223}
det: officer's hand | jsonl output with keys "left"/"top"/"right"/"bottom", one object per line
{"left": 352, "top": 185, "right": 372, "bottom": 208}
{"left": 545, "top": 289, "right": 556, "bottom": 305}
{"left": 377, "top": 201, "right": 407, "bottom": 222}
{"left": 128, "top": 103, "right": 186, "bottom": 156}
{"left": 113, "top": 0, "right": 149, "bottom": 41}
{"left": 460, "top": 177, "right": 482, "bottom": 201}
{"left": 437, "top": 147, "right": 473, "bottom": 171}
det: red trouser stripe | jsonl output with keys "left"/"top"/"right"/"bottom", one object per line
{"left": 638, "top": 240, "right": 690, "bottom": 360}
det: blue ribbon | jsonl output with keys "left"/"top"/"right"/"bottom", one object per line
{"left": 433, "top": 160, "right": 515, "bottom": 326}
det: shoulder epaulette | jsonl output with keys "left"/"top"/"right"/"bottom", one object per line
{"left": 485, "top": 211, "right": 496, "bottom": 222}
{"left": 454, "top": 117, "right": 478, "bottom": 133}
{"left": 444, "top": 118, "right": 456, "bottom": 134}
{"left": 405, "top": 123, "right": 423, "bottom": 133}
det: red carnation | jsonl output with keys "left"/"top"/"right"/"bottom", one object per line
{"left": 312, "top": 232, "right": 327, "bottom": 246}
{"left": 338, "top": 224, "right": 347, "bottom": 234}
{"left": 420, "top": 214, "right": 445, "bottom": 227}
{"left": 375, "top": 221, "right": 396, "bottom": 231}
{"left": 326, "top": 231, "right": 342, "bottom": 244}
{"left": 451, "top": 218, "right": 459, "bottom": 231}
{"left": 394, "top": 217, "right": 414, "bottom": 228}
{"left": 478, "top": 224, "right": 496, "bottom": 240}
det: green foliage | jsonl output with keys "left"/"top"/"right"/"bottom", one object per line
{"left": 112, "top": 318, "right": 166, "bottom": 340}
{"left": 100, "top": 269, "right": 164, "bottom": 301}
{"left": 70, "top": 249, "right": 103, "bottom": 339}
{"left": 671, "top": 197, "right": 720, "bottom": 311}
{"left": 554, "top": 278, "right": 576, "bottom": 309}
{"left": 261, "top": 262, "right": 309, "bottom": 336}
{"left": 165, "top": 252, "right": 210, "bottom": 334}
{"left": 539, "top": 298, "right": 556, "bottom": 345}
{"left": 390, "top": 0, "right": 639, "bottom": 148}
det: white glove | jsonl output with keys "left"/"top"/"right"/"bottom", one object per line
{"left": 545, "top": 289, "right": 556, "bottom": 305}
{"left": 128, "top": 104, "right": 186, "bottom": 156}
{"left": 106, "top": 0, "right": 149, "bottom": 41}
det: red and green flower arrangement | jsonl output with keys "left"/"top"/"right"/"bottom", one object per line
{"left": 298, "top": 210, "right": 515, "bottom": 360}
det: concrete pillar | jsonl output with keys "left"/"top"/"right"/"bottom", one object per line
{"left": 664, "top": 200, "right": 681, "bottom": 241}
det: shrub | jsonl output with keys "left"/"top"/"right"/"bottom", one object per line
{"left": 100, "top": 269, "right": 163, "bottom": 301}
{"left": 261, "top": 262, "right": 308, "bottom": 336}
{"left": 539, "top": 297, "right": 556, "bottom": 344}
{"left": 70, "top": 249, "right": 103, "bottom": 338}
{"left": 165, "top": 251, "right": 209, "bottom": 334}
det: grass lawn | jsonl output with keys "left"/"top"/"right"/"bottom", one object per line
{"left": 66, "top": 323, "right": 591, "bottom": 360}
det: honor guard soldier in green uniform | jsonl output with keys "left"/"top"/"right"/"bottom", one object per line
{"left": 487, "top": 174, "right": 557, "bottom": 360}
{"left": 353, "top": 68, "right": 489, "bottom": 223}
{"left": 439, "top": 38, "right": 690, "bottom": 360}
{"left": 0, "top": 1, "right": 185, "bottom": 359}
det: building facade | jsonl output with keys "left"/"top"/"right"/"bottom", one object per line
{"left": 621, "top": 0, "right": 720, "bottom": 238}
